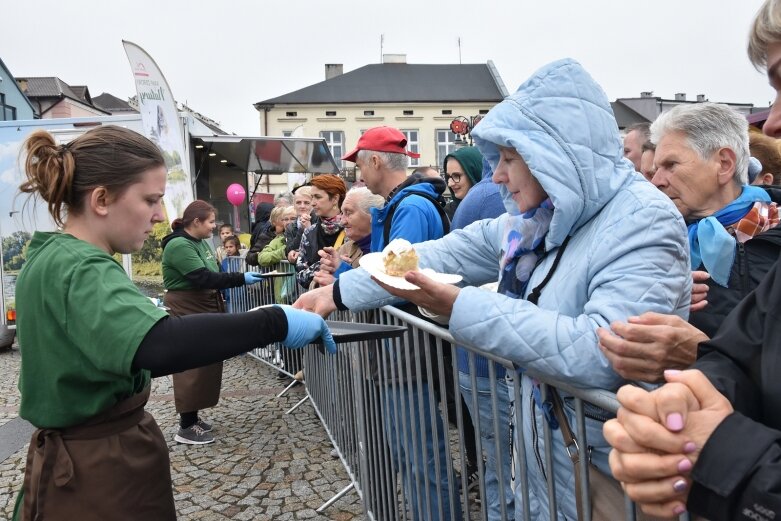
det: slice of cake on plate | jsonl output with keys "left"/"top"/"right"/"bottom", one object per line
{"left": 382, "top": 239, "right": 419, "bottom": 276}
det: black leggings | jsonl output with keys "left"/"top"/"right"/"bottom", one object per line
{"left": 180, "top": 411, "right": 199, "bottom": 429}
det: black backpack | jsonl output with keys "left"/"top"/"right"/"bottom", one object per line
{"left": 382, "top": 191, "right": 451, "bottom": 245}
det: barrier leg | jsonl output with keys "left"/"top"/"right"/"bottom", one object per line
{"left": 276, "top": 379, "right": 300, "bottom": 398}
{"left": 316, "top": 482, "right": 356, "bottom": 513}
{"left": 285, "top": 395, "right": 310, "bottom": 415}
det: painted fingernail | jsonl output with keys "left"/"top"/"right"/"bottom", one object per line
{"left": 673, "top": 504, "right": 687, "bottom": 515}
{"left": 683, "top": 441, "right": 697, "bottom": 453}
{"left": 677, "top": 458, "right": 692, "bottom": 472}
{"left": 673, "top": 479, "right": 687, "bottom": 493}
{"left": 666, "top": 413, "right": 684, "bottom": 431}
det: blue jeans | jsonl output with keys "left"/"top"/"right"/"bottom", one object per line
{"left": 459, "top": 371, "right": 514, "bottom": 521}
{"left": 384, "top": 380, "right": 461, "bottom": 521}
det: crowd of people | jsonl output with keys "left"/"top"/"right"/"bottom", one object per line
{"left": 292, "top": 2, "right": 781, "bottom": 520}
{"left": 9, "top": 0, "right": 781, "bottom": 519}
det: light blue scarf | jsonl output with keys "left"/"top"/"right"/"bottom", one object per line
{"left": 498, "top": 199, "right": 554, "bottom": 299}
{"left": 688, "top": 185, "right": 770, "bottom": 287}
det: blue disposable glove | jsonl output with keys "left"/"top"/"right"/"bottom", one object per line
{"left": 244, "top": 272, "right": 264, "bottom": 285}
{"left": 275, "top": 304, "right": 337, "bottom": 354}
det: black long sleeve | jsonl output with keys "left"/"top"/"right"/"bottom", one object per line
{"left": 185, "top": 267, "right": 245, "bottom": 289}
{"left": 245, "top": 231, "right": 275, "bottom": 267}
{"left": 132, "top": 306, "right": 288, "bottom": 377}
{"left": 688, "top": 413, "right": 781, "bottom": 521}
{"left": 686, "top": 251, "right": 781, "bottom": 520}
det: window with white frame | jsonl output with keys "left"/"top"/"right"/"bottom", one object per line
{"left": 436, "top": 129, "right": 458, "bottom": 166}
{"left": 400, "top": 129, "right": 420, "bottom": 167}
{"left": 320, "top": 130, "right": 345, "bottom": 168}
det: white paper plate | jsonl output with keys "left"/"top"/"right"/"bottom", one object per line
{"left": 358, "top": 252, "right": 462, "bottom": 290}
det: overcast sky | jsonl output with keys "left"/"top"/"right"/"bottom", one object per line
{"left": 0, "top": 0, "right": 772, "bottom": 136}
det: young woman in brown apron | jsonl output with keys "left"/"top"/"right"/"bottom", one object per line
{"left": 12, "top": 126, "right": 335, "bottom": 521}
{"left": 160, "top": 200, "right": 266, "bottom": 445}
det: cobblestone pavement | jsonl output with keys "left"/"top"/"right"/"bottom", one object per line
{"left": 0, "top": 346, "right": 366, "bottom": 520}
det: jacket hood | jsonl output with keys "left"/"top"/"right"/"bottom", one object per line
{"left": 443, "top": 146, "right": 484, "bottom": 200}
{"left": 395, "top": 172, "right": 447, "bottom": 199}
{"left": 471, "top": 58, "right": 636, "bottom": 248}
{"left": 161, "top": 227, "right": 199, "bottom": 250}
{"left": 480, "top": 157, "right": 494, "bottom": 181}
{"left": 254, "top": 202, "right": 275, "bottom": 223}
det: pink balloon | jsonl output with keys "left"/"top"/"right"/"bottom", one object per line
{"left": 226, "top": 183, "right": 246, "bottom": 206}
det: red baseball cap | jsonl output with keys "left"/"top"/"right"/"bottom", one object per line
{"left": 341, "top": 126, "right": 421, "bottom": 163}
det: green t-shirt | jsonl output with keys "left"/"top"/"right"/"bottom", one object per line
{"left": 162, "top": 236, "right": 219, "bottom": 290}
{"left": 16, "top": 232, "right": 168, "bottom": 428}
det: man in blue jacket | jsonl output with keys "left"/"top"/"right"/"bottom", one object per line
{"left": 342, "top": 126, "right": 448, "bottom": 251}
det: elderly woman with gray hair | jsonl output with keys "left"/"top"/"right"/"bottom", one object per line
{"left": 314, "top": 187, "right": 385, "bottom": 287}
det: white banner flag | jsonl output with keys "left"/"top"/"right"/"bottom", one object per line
{"left": 123, "top": 40, "right": 192, "bottom": 221}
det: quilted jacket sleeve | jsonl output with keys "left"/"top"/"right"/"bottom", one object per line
{"left": 448, "top": 198, "right": 691, "bottom": 390}
{"left": 338, "top": 217, "right": 504, "bottom": 311}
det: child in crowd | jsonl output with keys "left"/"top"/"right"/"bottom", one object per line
{"left": 214, "top": 223, "right": 235, "bottom": 263}
{"left": 221, "top": 236, "right": 242, "bottom": 269}
{"left": 221, "top": 235, "right": 245, "bottom": 313}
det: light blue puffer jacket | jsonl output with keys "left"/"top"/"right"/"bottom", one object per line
{"left": 337, "top": 59, "right": 691, "bottom": 520}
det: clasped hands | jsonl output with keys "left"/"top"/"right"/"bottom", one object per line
{"left": 604, "top": 369, "right": 733, "bottom": 518}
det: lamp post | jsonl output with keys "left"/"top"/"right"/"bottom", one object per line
{"left": 449, "top": 115, "right": 483, "bottom": 147}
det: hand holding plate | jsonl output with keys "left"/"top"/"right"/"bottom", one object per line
{"left": 372, "top": 270, "right": 460, "bottom": 317}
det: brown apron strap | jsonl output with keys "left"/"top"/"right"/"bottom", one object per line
{"left": 550, "top": 388, "right": 585, "bottom": 521}
{"left": 165, "top": 288, "right": 224, "bottom": 316}
{"left": 21, "top": 386, "right": 151, "bottom": 521}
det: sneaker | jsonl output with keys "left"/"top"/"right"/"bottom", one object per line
{"left": 196, "top": 418, "right": 212, "bottom": 433}
{"left": 175, "top": 424, "right": 215, "bottom": 445}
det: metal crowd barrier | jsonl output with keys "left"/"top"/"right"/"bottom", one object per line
{"left": 302, "top": 306, "right": 689, "bottom": 521}
{"left": 222, "top": 257, "right": 305, "bottom": 384}
{"left": 223, "top": 257, "right": 687, "bottom": 521}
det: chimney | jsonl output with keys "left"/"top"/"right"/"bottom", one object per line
{"left": 675, "top": 93, "right": 687, "bottom": 101}
{"left": 325, "top": 64, "right": 343, "bottom": 80}
{"left": 16, "top": 79, "right": 28, "bottom": 92}
{"left": 382, "top": 54, "right": 407, "bottom": 64}
{"left": 640, "top": 91, "right": 654, "bottom": 98}
{"left": 696, "top": 94, "right": 707, "bottom": 102}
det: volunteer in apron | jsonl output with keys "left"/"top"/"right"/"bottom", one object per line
{"left": 161, "top": 200, "right": 262, "bottom": 445}
{"left": 12, "top": 125, "right": 335, "bottom": 521}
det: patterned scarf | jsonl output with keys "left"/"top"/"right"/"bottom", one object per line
{"left": 498, "top": 199, "right": 554, "bottom": 299}
{"left": 688, "top": 185, "right": 772, "bottom": 287}
{"left": 319, "top": 214, "right": 343, "bottom": 235}
{"left": 733, "top": 201, "right": 780, "bottom": 243}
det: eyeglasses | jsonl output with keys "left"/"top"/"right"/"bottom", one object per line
{"left": 445, "top": 173, "right": 464, "bottom": 183}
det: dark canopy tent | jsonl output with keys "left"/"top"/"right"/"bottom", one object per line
{"left": 191, "top": 135, "right": 340, "bottom": 175}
